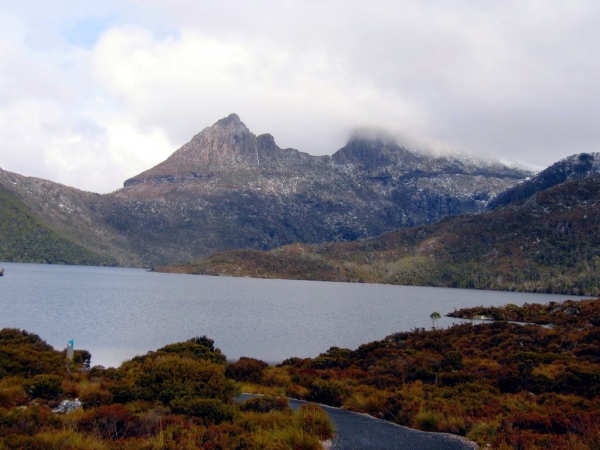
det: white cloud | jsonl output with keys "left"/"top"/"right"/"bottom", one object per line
{"left": 0, "top": 11, "right": 174, "bottom": 193}
{"left": 1, "top": 1, "right": 600, "bottom": 192}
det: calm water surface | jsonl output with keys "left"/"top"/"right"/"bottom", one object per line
{"left": 0, "top": 262, "right": 587, "bottom": 367}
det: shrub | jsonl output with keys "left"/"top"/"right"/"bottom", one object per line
{"left": 342, "top": 390, "right": 388, "bottom": 416}
{"left": 0, "top": 329, "right": 64, "bottom": 377}
{"left": 108, "top": 383, "right": 139, "bottom": 404}
{"left": 76, "top": 404, "right": 136, "bottom": 439}
{"left": 239, "top": 396, "right": 289, "bottom": 413}
{"left": 466, "top": 419, "right": 500, "bottom": 444}
{"left": 133, "top": 355, "right": 235, "bottom": 403}
{"left": 0, "top": 404, "right": 60, "bottom": 436}
{"left": 0, "top": 377, "right": 26, "bottom": 408}
{"left": 170, "top": 398, "right": 238, "bottom": 424}
{"left": 25, "top": 374, "right": 63, "bottom": 399}
{"left": 285, "top": 384, "right": 309, "bottom": 400}
{"left": 72, "top": 350, "right": 92, "bottom": 368}
{"left": 306, "top": 379, "right": 346, "bottom": 406}
{"left": 438, "top": 415, "right": 469, "bottom": 435}
{"left": 154, "top": 339, "right": 226, "bottom": 365}
{"left": 442, "top": 350, "right": 464, "bottom": 370}
{"left": 295, "top": 403, "right": 335, "bottom": 440}
{"left": 36, "top": 429, "right": 108, "bottom": 450}
{"left": 226, "top": 357, "right": 268, "bottom": 382}
{"left": 252, "top": 427, "right": 322, "bottom": 450}
{"left": 88, "top": 366, "right": 125, "bottom": 381}
{"left": 79, "top": 384, "right": 114, "bottom": 409}
{"left": 413, "top": 409, "right": 442, "bottom": 431}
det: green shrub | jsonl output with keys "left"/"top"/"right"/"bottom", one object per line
{"left": 254, "top": 427, "right": 322, "bottom": 450}
{"left": 108, "top": 383, "right": 139, "bottom": 404}
{"left": 466, "top": 419, "right": 500, "bottom": 444}
{"left": 295, "top": 403, "right": 335, "bottom": 440}
{"left": 153, "top": 339, "right": 226, "bottom": 365}
{"left": 306, "top": 379, "right": 346, "bottom": 406}
{"left": 413, "top": 409, "right": 442, "bottom": 431}
{"left": 79, "top": 385, "right": 113, "bottom": 409}
{"left": 25, "top": 374, "right": 63, "bottom": 399}
{"left": 342, "top": 391, "right": 388, "bottom": 415}
{"left": 170, "top": 398, "right": 238, "bottom": 424}
{"left": 134, "top": 355, "right": 235, "bottom": 404}
{"left": 239, "top": 396, "right": 289, "bottom": 413}
{"left": 0, "top": 329, "right": 64, "bottom": 377}
{"left": 226, "top": 357, "right": 268, "bottom": 382}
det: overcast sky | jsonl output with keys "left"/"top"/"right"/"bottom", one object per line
{"left": 1, "top": 1, "right": 599, "bottom": 193}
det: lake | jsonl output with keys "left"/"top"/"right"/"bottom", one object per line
{"left": 0, "top": 262, "right": 587, "bottom": 367}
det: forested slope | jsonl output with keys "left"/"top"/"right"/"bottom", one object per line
{"left": 161, "top": 176, "right": 600, "bottom": 296}
{"left": 0, "top": 183, "right": 116, "bottom": 266}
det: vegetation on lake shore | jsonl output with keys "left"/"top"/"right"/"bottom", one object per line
{"left": 242, "top": 298, "right": 600, "bottom": 449}
{"left": 160, "top": 177, "right": 600, "bottom": 296}
{"left": 3, "top": 299, "right": 599, "bottom": 449}
{"left": 0, "top": 330, "right": 333, "bottom": 449}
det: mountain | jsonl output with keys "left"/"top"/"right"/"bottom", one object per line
{"left": 0, "top": 168, "right": 142, "bottom": 266}
{"left": 489, "top": 152, "right": 600, "bottom": 209}
{"left": 163, "top": 175, "right": 600, "bottom": 296}
{"left": 0, "top": 177, "right": 117, "bottom": 265}
{"left": 1, "top": 114, "right": 531, "bottom": 266}
{"left": 109, "top": 114, "right": 530, "bottom": 265}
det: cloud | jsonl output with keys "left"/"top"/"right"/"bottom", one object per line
{"left": 1, "top": 1, "right": 600, "bottom": 192}
{"left": 0, "top": 9, "right": 174, "bottom": 193}
{"left": 91, "top": 25, "right": 423, "bottom": 154}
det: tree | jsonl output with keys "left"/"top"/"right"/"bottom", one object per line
{"left": 430, "top": 311, "right": 441, "bottom": 329}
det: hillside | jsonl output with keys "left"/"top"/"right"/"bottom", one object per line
{"left": 0, "top": 114, "right": 531, "bottom": 266}
{"left": 489, "top": 152, "right": 600, "bottom": 208}
{"left": 161, "top": 175, "right": 600, "bottom": 296}
{"left": 0, "top": 168, "right": 143, "bottom": 266}
{"left": 0, "top": 181, "right": 116, "bottom": 266}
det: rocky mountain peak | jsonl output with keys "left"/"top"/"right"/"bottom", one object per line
{"left": 198, "top": 113, "right": 250, "bottom": 139}
{"left": 332, "top": 136, "right": 415, "bottom": 169}
{"left": 489, "top": 152, "right": 600, "bottom": 209}
{"left": 216, "top": 112, "right": 242, "bottom": 125}
{"left": 124, "top": 114, "right": 275, "bottom": 186}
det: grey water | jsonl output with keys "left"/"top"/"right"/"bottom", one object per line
{"left": 0, "top": 262, "right": 587, "bottom": 368}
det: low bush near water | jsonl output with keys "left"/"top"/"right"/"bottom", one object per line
{"left": 236, "top": 299, "right": 600, "bottom": 449}
{"left": 0, "top": 331, "right": 333, "bottom": 449}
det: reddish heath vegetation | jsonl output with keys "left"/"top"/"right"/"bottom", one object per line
{"left": 0, "top": 331, "right": 333, "bottom": 449}
{"left": 246, "top": 299, "right": 600, "bottom": 450}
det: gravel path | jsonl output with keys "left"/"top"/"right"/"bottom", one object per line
{"left": 237, "top": 394, "right": 477, "bottom": 450}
